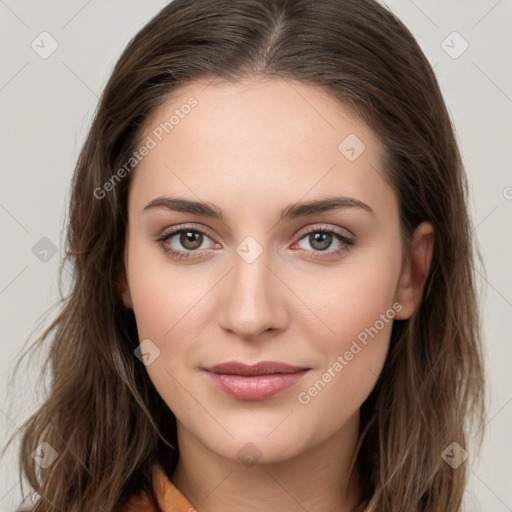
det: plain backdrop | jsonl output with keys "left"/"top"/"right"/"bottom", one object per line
{"left": 1, "top": 1, "right": 511, "bottom": 511}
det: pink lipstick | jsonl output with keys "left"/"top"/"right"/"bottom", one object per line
{"left": 203, "top": 361, "right": 310, "bottom": 401}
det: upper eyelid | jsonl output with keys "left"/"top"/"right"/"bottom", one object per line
{"left": 159, "top": 223, "right": 217, "bottom": 243}
{"left": 299, "top": 224, "right": 354, "bottom": 239}
{"left": 159, "top": 223, "right": 354, "bottom": 246}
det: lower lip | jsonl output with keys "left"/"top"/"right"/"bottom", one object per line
{"left": 204, "top": 370, "right": 309, "bottom": 401}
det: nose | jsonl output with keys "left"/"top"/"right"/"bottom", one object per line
{"left": 218, "top": 248, "right": 288, "bottom": 340}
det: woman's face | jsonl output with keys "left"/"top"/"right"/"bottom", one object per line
{"left": 121, "top": 77, "right": 427, "bottom": 464}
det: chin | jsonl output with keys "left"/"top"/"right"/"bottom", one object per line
{"left": 195, "top": 420, "right": 313, "bottom": 465}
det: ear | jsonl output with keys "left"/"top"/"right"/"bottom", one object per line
{"left": 117, "top": 241, "right": 133, "bottom": 309}
{"left": 116, "top": 230, "right": 133, "bottom": 309}
{"left": 394, "top": 221, "right": 435, "bottom": 320}
{"left": 118, "top": 268, "right": 133, "bottom": 309}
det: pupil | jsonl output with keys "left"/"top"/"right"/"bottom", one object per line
{"left": 311, "top": 232, "right": 331, "bottom": 251}
{"left": 181, "top": 231, "right": 202, "bottom": 250}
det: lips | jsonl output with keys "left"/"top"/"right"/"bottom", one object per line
{"left": 203, "top": 361, "right": 310, "bottom": 401}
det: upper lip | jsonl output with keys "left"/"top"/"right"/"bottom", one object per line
{"left": 203, "top": 361, "right": 310, "bottom": 376}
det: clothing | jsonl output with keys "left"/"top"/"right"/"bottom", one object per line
{"left": 122, "top": 465, "right": 375, "bottom": 512}
{"left": 123, "top": 465, "right": 195, "bottom": 512}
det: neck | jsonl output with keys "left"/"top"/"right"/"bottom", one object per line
{"left": 170, "top": 412, "right": 362, "bottom": 512}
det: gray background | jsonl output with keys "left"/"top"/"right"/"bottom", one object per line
{"left": 1, "top": 0, "right": 511, "bottom": 510}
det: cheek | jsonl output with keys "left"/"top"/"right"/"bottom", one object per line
{"left": 126, "top": 256, "right": 203, "bottom": 424}
{"left": 291, "top": 285, "right": 396, "bottom": 447}
{"left": 126, "top": 245, "right": 213, "bottom": 399}
{"left": 291, "top": 246, "right": 401, "bottom": 417}
{"left": 126, "top": 239, "right": 210, "bottom": 339}
{"left": 290, "top": 241, "right": 401, "bottom": 346}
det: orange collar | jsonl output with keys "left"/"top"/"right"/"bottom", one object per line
{"left": 123, "top": 465, "right": 195, "bottom": 512}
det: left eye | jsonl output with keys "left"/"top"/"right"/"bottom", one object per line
{"left": 294, "top": 228, "right": 354, "bottom": 254}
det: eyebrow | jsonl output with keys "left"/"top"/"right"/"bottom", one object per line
{"left": 142, "top": 195, "right": 374, "bottom": 221}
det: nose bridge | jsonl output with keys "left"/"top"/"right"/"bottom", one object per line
{"left": 219, "top": 237, "right": 285, "bottom": 338}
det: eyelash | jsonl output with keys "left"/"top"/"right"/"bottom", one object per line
{"left": 156, "top": 224, "right": 355, "bottom": 261}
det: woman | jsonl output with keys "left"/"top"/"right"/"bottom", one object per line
{"left": 5, "top": 0, "right": 486, "bottom": 510}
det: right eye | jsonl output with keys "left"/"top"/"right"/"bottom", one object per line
{"left": 156, "top": 225, "right": 219, "bottom": 260}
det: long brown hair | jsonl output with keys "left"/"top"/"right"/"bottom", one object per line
{"left": 4, "top": 0, "right": 486, "bottom": 510}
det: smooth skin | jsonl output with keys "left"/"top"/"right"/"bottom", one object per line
{"left": 120, "top": 77, "right": 434, "bottom": 512}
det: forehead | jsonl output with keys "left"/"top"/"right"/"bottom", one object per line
{"left": 130, "top": 77, "right": 394, "bottom": 219}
